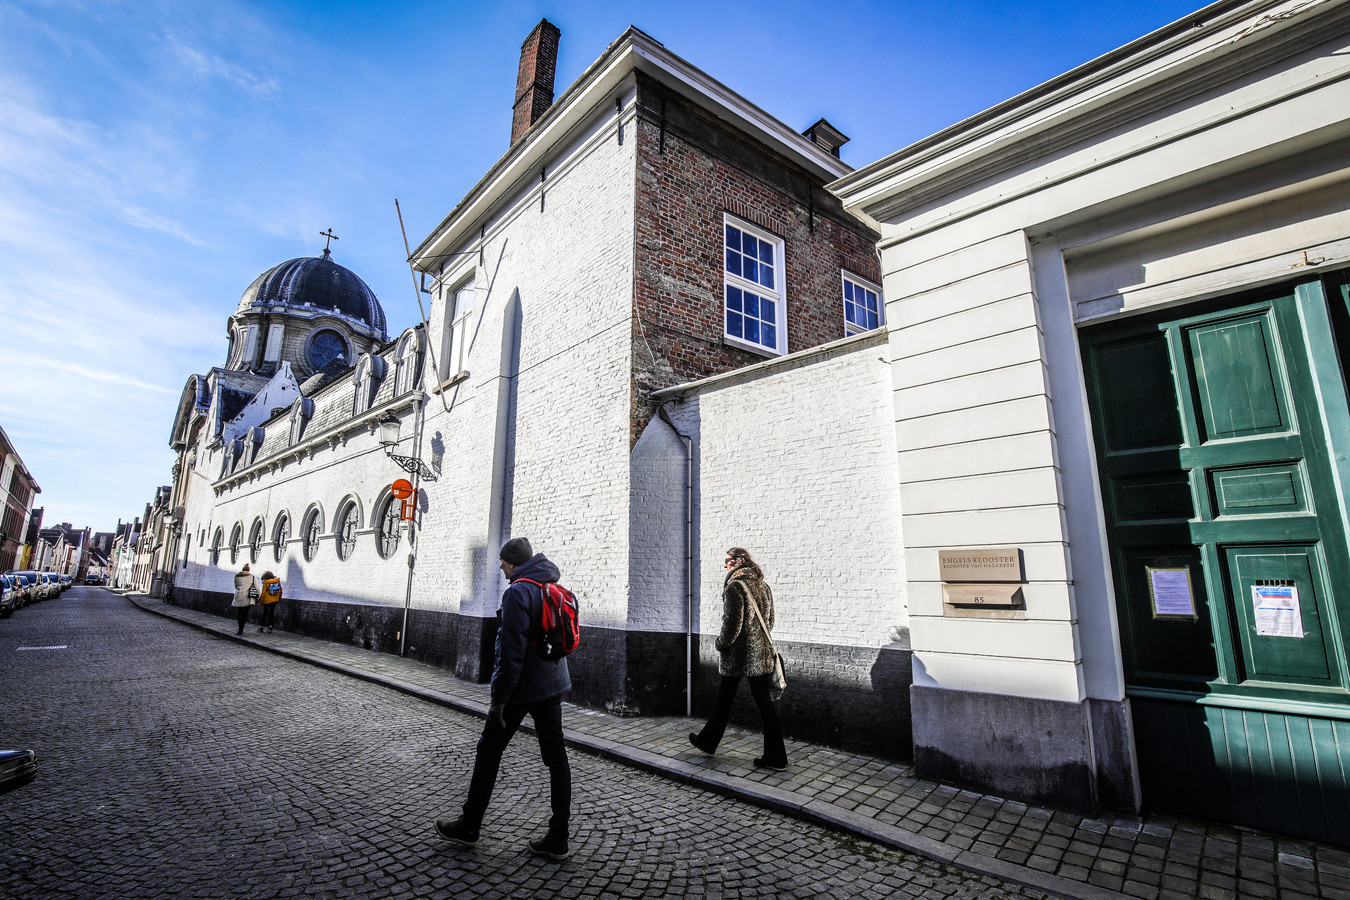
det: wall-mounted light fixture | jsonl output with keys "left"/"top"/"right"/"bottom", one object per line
{"left": 378, "top": 414, "right": 436, "bottom": 480}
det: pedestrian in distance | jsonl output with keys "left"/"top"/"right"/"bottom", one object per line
{"left": 231, "top": 564, "right": 258, "bottom": 635}
{"left": 258, "top": 571, "right": 281, "bottom": 633}
{"left": 689, "top": 547, "right": 788, "bottom": 770}
{"left": 436, "top": 537, "right": 572, "bottom": 861}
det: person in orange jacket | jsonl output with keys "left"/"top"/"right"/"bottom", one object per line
{"left": 258, "top": 571, "right": 282, "bottom": 633}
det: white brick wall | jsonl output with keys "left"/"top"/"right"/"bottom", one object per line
{"left": 655, "top": 331, "right": 907, "bottom": 648}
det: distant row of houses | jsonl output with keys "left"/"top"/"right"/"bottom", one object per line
{"left": 2, "top": 425, "right": 113, "bottom": 581}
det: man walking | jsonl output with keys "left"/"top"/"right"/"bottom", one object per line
{"left": 436, "top": 537, "right": 572, "bottom": 860}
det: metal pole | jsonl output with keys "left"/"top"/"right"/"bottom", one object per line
{"left": 398, "top": 397, "right": 424, "bottom": 657}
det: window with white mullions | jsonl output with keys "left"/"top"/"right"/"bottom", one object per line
{"left": 723, "top": 217, "right": 785, "bottom": 356}
{"left": 376, "top": 497, "right": 400, "bottom": 559}
{"left": 441, "top": 280, "right": 475, "bottom": 381}
{"left": 211, "top": 528, "right": 223, "bottom": 566}
{"left": 842, "top": 273, "right": 883, "bottom": 335}
{"left": 230, "top": 524, "right": 242, "bottom": 564}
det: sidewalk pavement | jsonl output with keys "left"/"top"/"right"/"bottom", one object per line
{"left": 122, "top": 591, "right": 1349, "bottom": 900}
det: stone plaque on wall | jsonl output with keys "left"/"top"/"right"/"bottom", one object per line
{"left": 938, "top": 548, "right": 1022, "bottom": 583}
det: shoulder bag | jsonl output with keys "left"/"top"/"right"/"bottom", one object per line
{"left": 745, "top": 592, "right": 787, "bottom": 701}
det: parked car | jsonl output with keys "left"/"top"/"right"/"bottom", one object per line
{"left": 11, "top": 571, "right": 53, "bottom": 601}
{"left": 6, "top": 573, "right": 31, "bottom": 607}
{"left": 0, "top": 750, "right": 37, "bottom": 793}
{"left": 7, "top": 571, "right": 39, "bottom": 603}
{"left": 84, "top": 574, "right": 103, "bottom": 585}
{"left": 58, "top": 574, "right": 72, "bottom": 592}
{"left": 1, "top": 574, "right": 19, "bottom": 616}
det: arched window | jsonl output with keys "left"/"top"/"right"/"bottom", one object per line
{"left": 248, "top": 518, "right": 264, "bottom": 563}
{"left": 395, "top": 329, "right": 424, "bottom": 395}
{"left": 352, "top": 354, "right": 387, "bottom": 415}
{"left": 289, "top": 397, "right": 315, "bottom": 445}
{"left": 247, "top": 426, "right": 265, "bottom": 465}
{"left": 376, "top": 496, "right": 400, "bottom": 559}
{"left": 229, "top": 523, "right": 243, "bottom": 564}
{"left": 273, "top": 513, "right": 290, "bottom": 563}
{"left": 302, "top": 508, "right": 323, "bottom": 561}
{"left": 181, "top": 534, "right": 191, "bottom": 570}
{"left": 210, "top": 527, "right": 223, "bottom": 566}
{"left": 336, "top": 503, "right": 359, "bottom": 561}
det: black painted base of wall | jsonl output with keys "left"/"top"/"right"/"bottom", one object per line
{"left": 694, "top": 635, "right": 913, "bottom": 760}
{"left": 170, "top": 590, "right": 913, "bottom": 758}
{"left": 911, "top": 686, "right": 1139, "bottom": 814}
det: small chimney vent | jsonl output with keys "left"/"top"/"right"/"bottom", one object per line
{"left": 802, "top": 118, "right": 849, "bottom": 159}
{"left": 511, "top": 19, "right": 562, "bottom": 146}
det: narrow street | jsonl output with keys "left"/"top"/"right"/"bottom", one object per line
{"left": 0, "top": 588, "right": 1049, "bottom": 899}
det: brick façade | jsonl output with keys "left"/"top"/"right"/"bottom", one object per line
{"left": 630, "top": 74, "right": 881, "bottom": 446}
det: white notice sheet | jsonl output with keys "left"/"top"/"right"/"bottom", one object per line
{"left": 1148, "top": 567, "right": 1196, "bottom": 618}
{"left": 1252, "top": 584, "right": 1304, "bottom": 638}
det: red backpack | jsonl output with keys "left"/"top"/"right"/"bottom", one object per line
{"left": 516, "top": 579, "right": 580, "bottom": 661}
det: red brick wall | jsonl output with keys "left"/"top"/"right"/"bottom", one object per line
{"left": 630, "top": 78, "right": 881, "bottom": 444}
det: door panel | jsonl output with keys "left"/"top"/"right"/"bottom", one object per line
{"left": 1187, "top": 314, "right": 1290, "bottom": 440}
{"left": 1083, "top": 277, "right": 1350, "bottom": 842}
{"left": 1224, "top": 546, "right": 1333, "bottom": 683}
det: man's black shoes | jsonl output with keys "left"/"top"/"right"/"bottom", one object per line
{"left": 434, "top": 818, "right": 481, "bottom": 847}
{"left": 528, "top": 829, "right": 570, "bottom": 860}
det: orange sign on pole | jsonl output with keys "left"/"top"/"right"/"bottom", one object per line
{"left": 391, "top": 479, "right": 414, "bottom": 499}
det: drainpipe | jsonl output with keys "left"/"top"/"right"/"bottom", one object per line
{"left": 657, "top": 400, "right": 694, "bottom": 717}
{"left": 399, "top": 395, "right": 425, "bottom": 657}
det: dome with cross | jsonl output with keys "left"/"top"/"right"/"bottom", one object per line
{"left": 236, "top": 245, "right": 387, "bottom": 339}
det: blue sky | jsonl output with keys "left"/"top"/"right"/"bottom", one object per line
{"left": 0, "top": 0, "right": 1203, "bottom": 533}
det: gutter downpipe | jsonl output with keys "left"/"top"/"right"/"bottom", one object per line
{"left": 399, "top": 394, "right": 426, "bottom": 657}
{"left": 657, "top": 400, "right": 694, "bottom": 717}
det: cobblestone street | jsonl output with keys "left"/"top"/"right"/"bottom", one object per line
{"left": 0, "top": 589, "right": 1051, "bottom": 899}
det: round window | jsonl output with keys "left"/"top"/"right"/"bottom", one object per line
{"left": 308, "top": 329, "right": 349, "bottom": 371}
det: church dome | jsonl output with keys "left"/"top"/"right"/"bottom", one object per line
{"left": 238, "top": 249, "right": 387, "bottom": 338}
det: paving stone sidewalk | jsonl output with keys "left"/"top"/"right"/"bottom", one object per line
{"left": 123, "top": 591, "right": 1350, "bottom": 900}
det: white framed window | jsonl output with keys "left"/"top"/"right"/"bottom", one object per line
{"left": 841, "top": 272, "right": 883, "bottom": 335}
{"left": 248, "top": 518, "right": 264, "bottom": 563}
{"left": 229, "top": 523, "right": 243, "bottom": 564}
{"left": 441, "top": 279, "right": 475, "bottom": 381}
{"left": 352, "top": 354, "right": 386, "bottom": 415}
{"left": 723, "top": 216, "right": 786, "bottom": 356}
{"left": 289, "top": 397, "right": 314, "bottom": 445}
{"left": 210, "top": 528, "right": 223, "bottom": 566}
{"left": 395, "top": 329, "right": 424, "bottom": 395}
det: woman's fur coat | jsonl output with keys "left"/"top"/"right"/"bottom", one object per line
{"left": 715, "top": 565, "right": 775, "bottom": 677}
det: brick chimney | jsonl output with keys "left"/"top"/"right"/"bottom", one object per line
{"left": 511, "top": 19, "right": 561, "bottom": 146}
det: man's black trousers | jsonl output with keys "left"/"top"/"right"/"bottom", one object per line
{"left": 462, "top": 695, "right": 570, "bottom": 834}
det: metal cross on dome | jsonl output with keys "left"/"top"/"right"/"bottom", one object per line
{"left": 319, "top": 228, "right": 340, "bottom": 252}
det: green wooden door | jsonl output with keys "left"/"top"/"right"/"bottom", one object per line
{"left": 1082, "top": 276, "right": 1350, "bottom": 843}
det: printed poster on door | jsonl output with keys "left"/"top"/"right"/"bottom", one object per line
{"left": 1147, "top": 566, "right": 1196, "bottom": 619}
{"left": 1251, "top": 582, "right": 1304, "bottom": 638}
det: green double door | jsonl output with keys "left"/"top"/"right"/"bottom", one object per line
{"left": 1082, "top": 273, "right": 1350, "bottom": 843}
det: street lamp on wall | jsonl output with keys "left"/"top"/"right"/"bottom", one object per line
{"left": 378, "top": 414, "right": 435, "bottom": 480}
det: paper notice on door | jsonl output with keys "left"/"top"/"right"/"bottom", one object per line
{"left": 1148, "top": 567, "right": 1196, "bottom": 618}
{"left": 1252, "top": 583, "right": 1304, "bottom": 638}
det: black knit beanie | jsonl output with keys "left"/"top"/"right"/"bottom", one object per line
{"left": 499, "top": 537, "right": 533, "bottom": 566}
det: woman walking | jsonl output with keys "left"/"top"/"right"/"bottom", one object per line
{"left": 689, "top": 547, "right": 788, "bottom": 770}
{"left": 258, "top": 570, "right": 282, "bottom": 633}
{"left": 232, "top": 564, "right": 258, "bottom": 635}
